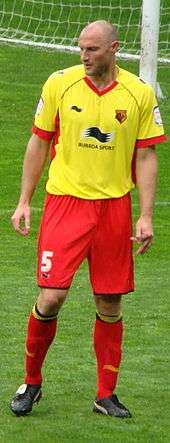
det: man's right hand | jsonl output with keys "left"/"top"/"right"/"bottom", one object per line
{"left": 11, "top": 204, "right": 31, "bottom": 236}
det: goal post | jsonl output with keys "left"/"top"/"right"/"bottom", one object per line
{"left": 139, "top": 0, "right": 162, "bottom": 95}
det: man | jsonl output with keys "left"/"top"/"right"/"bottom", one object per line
{"left": 10, "top": 20, "right": 166, "bottom": 418}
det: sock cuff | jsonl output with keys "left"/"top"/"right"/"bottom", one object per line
{"left": 32, "top": 304, "right": 58, "bottom": 321}
{"left": 96, "top": 311, "right": 123, "bottom": 323}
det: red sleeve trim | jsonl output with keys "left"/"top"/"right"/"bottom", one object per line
{"left": 135, "top": 134, "right": 167, "bottom": 148}
{"left": 32, "top": 125, "right": 55, "bottom": 142}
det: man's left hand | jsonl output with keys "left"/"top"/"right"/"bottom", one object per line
{"left": 131, "top": 215, "right": 153, "bottom": 255}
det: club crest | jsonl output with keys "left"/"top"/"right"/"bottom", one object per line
{"left": 115, "top": 109, "right": 127, "bottom": 123}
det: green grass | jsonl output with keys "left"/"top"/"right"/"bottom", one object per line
{"left": 0, "top": 42, "right": 170, "bottom": 443}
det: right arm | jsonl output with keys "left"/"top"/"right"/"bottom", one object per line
{"left": 11, "top": 133, "right": 50, "bottom": 236}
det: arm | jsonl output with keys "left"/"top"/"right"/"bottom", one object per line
{"left": 132, "top": 146, "right": 158, "bottom": 254}
{"left": 11, "top": 134, "right": 50, "bottom": 236}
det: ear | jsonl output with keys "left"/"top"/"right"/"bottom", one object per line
{"left": 111, "top": 41, "right": 119, "bottom": 54}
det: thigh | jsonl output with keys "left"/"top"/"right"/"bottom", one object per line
{"left": 88, "top": 194, "right": 134, "bottom": 295}
{"left": 37, "top": 194, "right": 97, "bottom": 288}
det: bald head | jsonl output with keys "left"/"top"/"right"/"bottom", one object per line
{"left": 79, "top": 20, "right": 118, "bottom": 45}
{"left": 78, "top": 20, "right": 119, "bottom": 85}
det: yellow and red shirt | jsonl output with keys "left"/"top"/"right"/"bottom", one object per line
{"left": 33, "top": 64, "right": 166, "bottom": 199}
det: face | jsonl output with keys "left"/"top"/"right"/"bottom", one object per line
{"left": 79, "top": 27, "right": 118, "bottom": 79}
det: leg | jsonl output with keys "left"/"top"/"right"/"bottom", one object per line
{"left": 26, "top": 195, "right": 97, "bottom": 386}
{"left": 25, "top": 287, "right": 68, "bottom": 385}
{"left": 95, "top": 293, "right": 122, "bottom": 316}
{"left": 10, "top": 287, "right": 68, "bottom": 416}
{"left": 10, "top": 195, "right": 98, "bottom": 416}
{"left": 88, "top": 196, "right": 133, "bottom": 417}
{"left": 36, "top": 287, "right": 68, "bottom": 315}
{"left": 93, "top": 293, "right": 131, "bottom": 418}
{"left": 94, "top": 294, "right": 123, "bottom": 400}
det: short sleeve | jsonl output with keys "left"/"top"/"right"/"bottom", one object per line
{"left": 34, "top": 74, "right": 60, "bottom": 132}
{"left": 136, "top": 83, "right": 166, "bottom": 147}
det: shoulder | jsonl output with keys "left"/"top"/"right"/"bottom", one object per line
{"left": 41, "top": 65, "right": 85, "bottom": 100}
{"left": 117, "top": 66, "right": 155, "bottom": 106}
{"left": 46, "top": 64, "right": 85, "bottom": 89}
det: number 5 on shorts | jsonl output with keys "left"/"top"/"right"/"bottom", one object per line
{"left": 41, "top": 251, "right": 54, "bottom": 272}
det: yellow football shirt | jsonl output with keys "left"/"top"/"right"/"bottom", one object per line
{"left": 33, "top": 64, "right": 166, "bottom": 199}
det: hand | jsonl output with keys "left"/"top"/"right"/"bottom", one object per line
{"left": 131, "top": 215, "right": 153, "bottom": 255}
{"left": 11, "top": 204, "right": 31, "bottom": 236}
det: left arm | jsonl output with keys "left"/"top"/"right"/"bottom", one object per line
{"left": 132, "top": 146, "right": 158, "bottom": 254}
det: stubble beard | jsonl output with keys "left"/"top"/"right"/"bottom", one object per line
{"left": 87, "top": 63, "right": 109, "bottom": 80}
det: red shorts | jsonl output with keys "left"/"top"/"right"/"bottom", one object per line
{"left": 37, "top": 194, "right": 134, "bottom": 294}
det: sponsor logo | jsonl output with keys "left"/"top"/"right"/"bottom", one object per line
{"left": 35, "top": 96, "right": 44, "bottom": 115}
{"left": 78, "top": 142, "right": 114, "bottom": 150}
{"left": 153, "top": 106, "right": 163, "bottom": 125}
{"left": 82, "top": 127, "right": 114, "bottom": 143}
{"left": 115, "top": 109, "right": 127, "bottom": 123}
{"left": 70, "top": 105, "right": 83, "bottom": 112}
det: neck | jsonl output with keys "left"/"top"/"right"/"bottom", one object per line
{"left": 88, "top": 66, "right": 118, "bottom": 90}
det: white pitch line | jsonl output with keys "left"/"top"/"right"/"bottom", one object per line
{"left": 0, "top": 79, "right": 38, "bottom": 88}
{"left": 1, "top": 202, "right": 170, "bottom": 215}
{"left": 133, "top": 201, "right": 170, "bottom": 206}
{"left": 0, "top": 207, "right": 42, "bottom": 214}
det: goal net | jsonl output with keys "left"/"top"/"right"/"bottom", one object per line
{"left": 0, "top": 0, "right": 169, "bottom": 63}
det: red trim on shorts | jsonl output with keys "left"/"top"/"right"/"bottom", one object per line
{"left": 32, "top": 125, "right": 54, "bottom": 141}
{"left": 84, "top": 76, "right": 118, "bottom": 96}
{"left": 135, "top": 134, "right": 167, "bottom": 148}
{"left": 94, "top": 290, "right": 134, "bottom": 295}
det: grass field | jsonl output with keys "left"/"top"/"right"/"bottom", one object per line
{"left": 0, "top": 38, "right": 170, "bottom": 443}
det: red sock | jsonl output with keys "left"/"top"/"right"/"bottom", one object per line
{"left": 25, "top": 313, "right": 57, "bottom": 385}
{"left": 94, "top": 317, "right": 123, "bottom": 399}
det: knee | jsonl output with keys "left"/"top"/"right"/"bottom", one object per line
{"left": 95, "top": 294, "right": 122, "bottom": 316}
{"left": 37, "top": 288, "right": 68, "bottom": 316}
